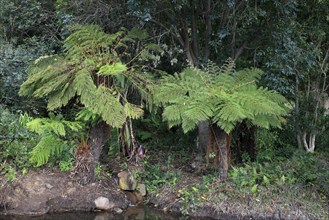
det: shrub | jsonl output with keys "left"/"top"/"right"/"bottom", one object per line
{"left": 0, "top": 106, "right": 37, "bottom": 179}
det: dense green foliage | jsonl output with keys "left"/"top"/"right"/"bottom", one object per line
{"left": 154, "top": 60, "right": 289, "bottom": 133}
{"left": 26, "top": 114, "right": 82, "bottom": 167}
{"left": 19, "top": 25, "right": 152, "bottom": 128}
{"left": 0, "top": 1, "right": 328, "bottom": 217}
{"left": 0, "top": 106, "right": 37, "bottom": 180}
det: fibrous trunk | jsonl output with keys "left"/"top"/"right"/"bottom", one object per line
{"left": 119, "top": 117, "right": 138, "bottom": 160}
{"left": 197, "top": 121, "right": 209, "bottom": 160}
{"left": 87, "top": 121, "right": 111, "bottom": 182}
{"left": 210, "top": 124, "right": 231, "bottom": 180}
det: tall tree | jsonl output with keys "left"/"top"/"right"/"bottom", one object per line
{"left": 154, "top": 60, "right": 289, "bottom": 179}
{"left": 260, "top": 0, "right": 329, "bottom": 152}
{"left": 19, "top": 25, "right": 159, "bottom": 182}
{"left": 0, "top": 0, "right": 60, "bottom": 111}
{"left": 126, "top": 0, "right": 302, "bottom": 159}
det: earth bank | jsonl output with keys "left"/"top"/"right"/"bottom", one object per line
{"left": 0, "top": 169, "right": 127, "bottom": 216}
{"left": 0, "top": 167, "right": 328, "bottom": 220}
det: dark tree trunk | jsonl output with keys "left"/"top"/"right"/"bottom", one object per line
{"left": 87, "top": 121, "right": 111, "bottom": 182}
{"left": 211, "top": 124, "right": 231, "bottom": 180}
{"left": 235, "top": 123, "right": 256, "bottom": 162}
{"left": 197, "top": 121, "right": 209, "bottom": 157}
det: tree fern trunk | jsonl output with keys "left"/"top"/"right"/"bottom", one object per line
{"left": 197, "top": 121, "right": 209, "bottom": 159}
{"left": 211, "top": 124, "right": 230, "bottom": 180}
{"left": 87, "top": 121, "right": 111, "bottom": 182}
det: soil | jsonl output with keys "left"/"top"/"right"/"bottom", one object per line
{"left": 0, "top": 165, "right": 328, "bottom": 220}
{"left": 0, "top": 169, "right": 128, "bottom": 216}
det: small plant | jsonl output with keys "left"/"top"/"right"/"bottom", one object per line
{"left": 178, "top": 174, "right": 216, "bottom": 215}
{"left": 59, "top": 158, "right": 74, "bottom": 172}
{"left": 95, "top": 164, "right": 104, "bottom": 180}
{"left": 140, "top": 157, "right": 181, "bottom": 194}
{"left": 1, "top": 165, "right": 17, "bottom": 182}
{"left": 229, "top": 161, "right": 296, "bottom": 194}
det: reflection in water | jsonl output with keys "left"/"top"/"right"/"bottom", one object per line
{"left": 0, "top": 206, "right": 195, "bottom": 220}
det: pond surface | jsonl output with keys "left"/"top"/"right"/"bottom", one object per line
{"left": 0, "top": 206, "right": 216, "bottom": 220}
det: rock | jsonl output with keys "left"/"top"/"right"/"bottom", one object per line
{"left": 124, "top": 191, "right": 144, "bottom": 206}
{"left": 66, "top": 187, "right": 76, "bottom": 194}
{"left": 113, "top": 207, "right": 123, "bottom": 214}
{"left": 117, "top": 171, "right": 137, "bottom": 191}
{"left": 94, "top": 197, "right": 115, "bottom": 210}
{"left": 137, "top": 184, "right": 147, "bottom": 196}
{"left": 45, "top": 183, "right": 53, "bottom": 189}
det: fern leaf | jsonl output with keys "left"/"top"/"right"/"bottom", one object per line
{"left": 215, "top": 119, "right": 236, "bottom": 133}
{"left": 30, "top": 135, "right": 66, "bottom": 166}
{"left": 155, "top": 59, "right": 289, "bottom": 133}
{"left": 124, "top": 103, "right": 144, "bottom": 119}
{"left": 184, "top": 101, "right": 214, "bottom": 123}
{"left": 98, "top": 62, "right": 127, "bottom": 76}
{"left": 47, "top": 80, "right": 77, "bottom": 110}
{"left": 92, "top": 86, "right": 125, "bottom": 128}
{"left": 76, "top": 108, "right": 99, "bottom": 123}
{"left": 181, "top": 114, "right": 198, "bottom": 133}
{"left": 162, "top": 104, "right": 185, "bottom": 127}
{"left": 124, "top": 28, "right": 148, "bottom": 41}
{"left": 32, "top": 73, "right": 71, "bottom": 98}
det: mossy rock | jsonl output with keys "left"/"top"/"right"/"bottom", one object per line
{"left": 117, "top": 170, "right": 137, "bottom": 191}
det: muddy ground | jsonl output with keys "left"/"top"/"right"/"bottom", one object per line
{"left": 0, "top": 167, "right": 328, "bottom": 219}
{"left": 0, "top": 169, "right": 127, "bottom": 216}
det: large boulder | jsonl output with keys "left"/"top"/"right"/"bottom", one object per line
{"left": 94, "top": 197, "right": 115, "bottom": 210}
{"left": 117, "top": 171, "right": 137, "bottom": 191}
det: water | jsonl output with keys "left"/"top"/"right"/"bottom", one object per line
{"left": 0, "top": 206, "right": 214, "bottom": 220}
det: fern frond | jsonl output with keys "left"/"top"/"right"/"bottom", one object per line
{"left": 47, "top": 80, "right": 77, "bottom": 110}
{"left": 27, "top": 118, "right": 64, "bottom": 137}
{"left": 93, "top": 86, "right": 125, "bottom": 128}
{"left": 215, "top": 119, "right": 236, "bottom": 134}
{"left": 155, "top": 59, "right": 289, "bottom": 133}
{"left": 184, "top": 101, "right": 214, "bottom": 123}
{"left": 162, "top": 104, "right": 185, "bottom": 127}
{"left": 153, "top": 74, "right": 188, "bottom": 104}
{"left": 234, "top": 68, "right": 262, "bottom": 84}
{"left": 124, "top": 103, "right": 144, "bottom": 119}
{"left": 19, "top": 56, "right": 67, "bottom": 97}
{"left": 124, "top": 28, "right": 148, "bottom": 41}
{"left": 74, "top": 68, "right": 97, "bottom": 98}
{"left": 30, "top": 135, "right": 66, "bottom": 166}
{"left": 181, "top": 114, "right": 198, "bottom": 133}
{"left": 98, "top": 62, "right": 127, "bottom": 75}
{"left": 32, "top": 73, "right": 71, "bottom": 98}
{"left": 76, "top": 108, "right": 99, "bottom": 123}
{"left": 27, "top": 115, "right": 83, "bottom": 167}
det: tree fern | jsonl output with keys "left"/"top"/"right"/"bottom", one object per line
{"left": 154, "top": 59, "right": 289, "bottom": 133}
{"left": 20, "top": 25, "right": 159, "bottom": 128}
{"left": 20, "top": 24, "right": 162, "bottom": 171}
{"left": 27, "top": 115, "right": 83, "bottom": 166}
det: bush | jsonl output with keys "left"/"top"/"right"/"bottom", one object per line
{"left": 290, "top": 150, "right": 329, "bottom": 197}
{"left": 0, "top": 106, "right": 37, "bottom": 179}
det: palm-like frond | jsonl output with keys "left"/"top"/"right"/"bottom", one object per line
{"left": 20, "top": 25, "right": 157, "bottom": 128}
{"left": 154, "top": 59, "right": 289, "bottom": 133}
